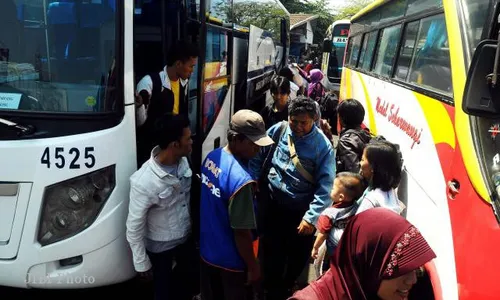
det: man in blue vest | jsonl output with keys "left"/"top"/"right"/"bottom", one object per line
{"left": 199, "top": 109, "right": 274, "bottom": 300}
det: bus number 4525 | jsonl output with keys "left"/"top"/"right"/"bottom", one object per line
{"left": 40, "top": 147, "right": 96, "bottom": 169}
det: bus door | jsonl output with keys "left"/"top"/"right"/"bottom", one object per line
{"left": 200, "top": 24, "right": 232, "bottom": 161}
{"left": 133, "top": 0, "right": 200, "bottom": 83}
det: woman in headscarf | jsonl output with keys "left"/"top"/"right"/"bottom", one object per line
{"left": 308, "top": 69, "right": 325, "bottom": 102}
{"left": 289, "top": 208, "right": 436, "bottom": 300}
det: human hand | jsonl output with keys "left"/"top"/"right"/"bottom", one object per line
{"left": 137, "top": 268, "right": 153, "bottom": 282}
{"left": 297, "top": 220, "right": 315, "bottom": 235}
{"left": 134, "top": 92, "right": 143, "bottom": 108}
{"left": 311, "top": 247, "right": 319, "bottom": 260}
{"left": 246, "top": 260, "right": 261, "bottom": 286}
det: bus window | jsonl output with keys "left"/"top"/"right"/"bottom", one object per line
{"left": 0, "top": 0, "right": 118, "bottom": 113}
{"left": 373, "top": 24, "right": 402, "bottom": 77}
{"left": 408, "top": 14, "right": 452, "bottom": 95}
{"left": 206, "top": 0, "right": 231, "bottom": 24}
{"left": 459, "top": 0, "right": 490, "bottom": 61}
{"left": 406, "top": 0, "right": 442, "bottom": 15}
{"left": 358, "top": 31, "right": 378, "bottom": 71}
{"left": 394, "top": 21, "right": 419, "bottom": 81}
{"left": 379, "top": 0, "right": 406, "bottom": 24}
{"left": 357, "top": 33, "right": 369, "bottom": 70}
{"left": 347, "top": 35, "right": 362, "bottom": 67}
{"left": 202, "top": 27, "right": 229, "bottom": 134}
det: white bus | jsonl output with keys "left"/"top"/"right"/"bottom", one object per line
{"left": 0, "top": 0, "right": 289, "bottom": 289}
{"left": 321, "top": 19, "right": 350, "bottom": 94}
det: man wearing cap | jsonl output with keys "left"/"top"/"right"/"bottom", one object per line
{"left": 199, "top": 109, "right": 274, "bottom": 300}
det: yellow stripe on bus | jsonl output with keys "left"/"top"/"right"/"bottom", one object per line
{"left": 356, "top": 72, "right": 377, "bottom": 135}
{"left": 351, "top": 0, "right": 389, "bottom": 22}
{"left": 415, "top": 93, "right": 455, "bottom": 149}
{"left": 443, "top": 0, "right": 489, "bottom": 202}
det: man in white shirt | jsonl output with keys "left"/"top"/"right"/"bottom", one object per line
{"left": 135, "top": 40, "right": 198, "bottom": 166}
{"left": 126, "top": 114, "right": 196, "bottom": 300}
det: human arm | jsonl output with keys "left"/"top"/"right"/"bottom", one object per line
{"left": 229, "top": 184, "right": 260, "bottom": 283}
{"left": 125, "top": 184, "right": 154, "bottom": 274}
{"left": 311, "top": 232, "right": 328, "bottom": 260}
{"left": 303, "top": 145, "right": 335, "bottom": 226}
{"left": 311, "top": 214, "right": 332, "bottom": 259}
{"left": 136, "top": 75, "right": 153, "bottom": 105}
{"left": 134, "top": 75, "right": 153, "bottom": 127}
{"left": 248, "top": 123, "right": 281, "bottom": 180}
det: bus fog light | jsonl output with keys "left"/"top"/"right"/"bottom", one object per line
{"left": 38, "top": 165, "right": 116, "bottom": 246}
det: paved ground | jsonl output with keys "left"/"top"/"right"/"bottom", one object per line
{"left": 0, "top": 262, "right": 318, "bottom": 299}
{"left": 0, "top": 278, "right": 154, "bottom": 299}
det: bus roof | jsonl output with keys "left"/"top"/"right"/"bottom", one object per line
{"left": 350, "top": 0, "right": 389, "bottom": 22}
{"left": 332, "top": 19, "right": 351, "bottom": 26}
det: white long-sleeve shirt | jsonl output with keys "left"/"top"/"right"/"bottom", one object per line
{"left": 126, "top": 147, "right": 192, "bottom": 272}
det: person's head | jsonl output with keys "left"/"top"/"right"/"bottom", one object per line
{"left": 330, "top": 172, "right": 366, "bottom": 204}
{"left": 309, "top": 69, "right": 324, "bottom": 84}
{"left": 270, "top": 75, "right": 291, "bottom": 108}
{"left": 227, "top": 109, "right": 274, "bottom": 160}
{"left": 333, "top": 208, "right": 436, "bottom": 300}
{"left": 278, "top": 67, "right": 295, "bottom": 83}
{"left": 337, "top": 99, "right": 365, "bottom": 129}
{"left": 360, "top": 139, "right": 402, "bottom": 191}
{"left": 166, "top": 40, "right": 198, "bottom": 80}
{"left": 288, "top": 96, "right": 317, "bottom": 137}
{"left": 154, "top": 114, "right": 192, "bottom": 159}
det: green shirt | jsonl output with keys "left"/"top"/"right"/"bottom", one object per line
{"left": 228, "top": 184, "right": 257, "bottom": 229}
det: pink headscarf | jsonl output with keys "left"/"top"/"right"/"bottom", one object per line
{"left": 308, "top": 69, "right": 325, "bottom": 100}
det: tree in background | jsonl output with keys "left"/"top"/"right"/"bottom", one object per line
{"left": 332, "top": 0, "right": 374, "bottom": 21}
{"left": 282, "top": 0, "right": 334, "bottom": 45}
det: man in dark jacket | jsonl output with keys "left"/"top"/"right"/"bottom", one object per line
{"left": 135, "top": 40, "right": 198, "bottom": 166}
{"left": 336, "top": 99, "right": 372, "bottom": 173}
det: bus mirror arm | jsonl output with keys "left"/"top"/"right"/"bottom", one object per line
{"left": 486, "top": 15, "right": 500, "bottom": 88}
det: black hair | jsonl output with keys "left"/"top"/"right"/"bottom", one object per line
{"left": 336, "top": 171, "right": 366, "bottom": 201}
{"left": 154, "top": 114, "right": 190, "bottom": 149}
{"left": 337, "top": 99, "right": 365, "bottom": 129}
{"left": 364, "top": 139, "right": 402, "bottom": 191}
{"left": 166, "top": 40, "right": 199, "bottom": 66}
{"left": 270, "top": 75, "right": 291, "bottom": 95}
{"left": 278, "top": 67, "right": 294, "bottom": 83}
{"left": 288, "top": 95, "right": 317, "bottom": 119}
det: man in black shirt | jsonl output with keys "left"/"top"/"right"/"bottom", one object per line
{"left": 259, "top": 76, "right": 291, "bottom": 130}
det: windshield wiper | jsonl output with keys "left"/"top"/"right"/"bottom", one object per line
{"left": 0, "top": 117, "right": 35, "bottom": 136}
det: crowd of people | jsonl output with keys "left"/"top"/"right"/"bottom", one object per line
{"left": 126, "top": 40, "right": 437, "bottom": 300}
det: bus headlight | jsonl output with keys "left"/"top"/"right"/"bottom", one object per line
{"left": 38, "top": 165, "right": 116, "bottom": 246}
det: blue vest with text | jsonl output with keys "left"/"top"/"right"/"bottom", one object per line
{"left": 200, "top": 148, "right": 255, "bottom": 271}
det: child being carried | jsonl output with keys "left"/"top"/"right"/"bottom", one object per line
{"left": 311, "top": 172, "right": 366, "bottom": 261}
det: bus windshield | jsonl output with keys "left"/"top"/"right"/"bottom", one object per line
{"left": 327, "top": 23, "right": 349, "bottom": 79}
{"left": 459, "top": 0, "right": 491, "bottom": 63}
{"left": 0, "top": 0, "right": 119, "bottom": 113}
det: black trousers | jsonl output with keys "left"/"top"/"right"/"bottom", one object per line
{"left": 147, "top": 238, "right": 199, "bottom": 300}
{"left": 200, "top": 259, "right": 253, "bottom": 300}
{"left": 258, "top": 190, "right": 315, "bottom": 300}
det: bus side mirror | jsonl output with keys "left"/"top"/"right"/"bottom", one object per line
{"left": 323, "top": 39, "right": 332, "bottom": 53}
{"left": 463, "top": 39, "right": 500, "bottom": 118}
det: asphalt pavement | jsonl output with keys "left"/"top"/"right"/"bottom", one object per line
{"left": 0, "top": 278, "right": 154, "bottom": 299}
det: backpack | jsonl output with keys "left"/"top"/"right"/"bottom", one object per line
{"left": 317, "top": 92, "right": 339, "bottom": 135}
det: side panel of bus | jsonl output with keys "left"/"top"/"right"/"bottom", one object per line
{"left": 340, "top": 10, "right": 460, "bottom": 299}
{"left": 344, "top": 70, "right": 457, "bottom": 299}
